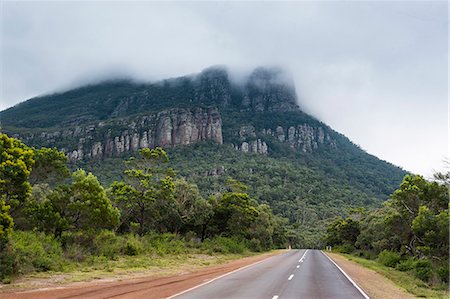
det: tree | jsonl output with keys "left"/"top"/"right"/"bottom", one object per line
{"left": 388, "top": 174, "right": 449, "bottom": 257}
{"left": 0, "top": 133, "right": 34, "bottom": 210}
{"left": 171, "top": 179, "right": 212, "bottom": 235}
{"left": 412, "top": 205, "right": 449, "bottom": 258}
{"left": 0, "top": 200, "right": 13, "bottom": 249}
{"left": 28, "top": 170, "right": 120, "bottom": 237}
{"left": 325, "top": 217, "right": 360, "bottom": 247}
{"left": 109, "top": 148, "right": 175, "bottom": 235}
{"left": 29, "top": 147, "right": 70, "bottom": 186}
{"left": 211, "top": 189, "right": 259, "bottom": 238}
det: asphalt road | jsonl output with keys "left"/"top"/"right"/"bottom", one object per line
{"left": 170, "top": 249, "right": 368, "bottom": 299}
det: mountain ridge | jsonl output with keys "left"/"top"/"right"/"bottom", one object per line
{"left": 0, "top": 66, "right": 407, "bottom": 242}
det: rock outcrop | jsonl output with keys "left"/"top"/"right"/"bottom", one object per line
{"left": 17, "top": 107, "right": 223, "bottom": 162}
{"left": 264, "top": 125, "right": 336, "bottom": 152}
{"left": 233, "top": 124, "right": 336, "bottom": 155}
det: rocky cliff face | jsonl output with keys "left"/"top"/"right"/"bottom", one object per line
{"left": 16, "top": 107, "right": 223, "bottom": 162}
{"left": 233, "top": 124, "right": 337, "bottom": 154}
{"left": 3, "top": 66, "right": 338, "bottom": 162}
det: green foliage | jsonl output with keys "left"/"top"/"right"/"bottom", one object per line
{"left": 326, "top": 172, "right": 450, "bottom": 288}
{"left": 413, "top": 259, "right": 433, "bottom": 282}
{"left": 202, "top": 236, "right": 247, "bottom": 254}
{"left": 0, "top": 200, "right": 13, "bottom": 249}
{"left": 109, "top": 147, "right": 175, "bottom": 235}
{"left": 333, "top": 244, "right": 355, "bottom": 254}
{"left": 123, "top": 235, "right": 143, "bottom": 256}
{"left": 378, "top": 250, "right": 401, "bottom": 267}
{"left": 29, "top": 147, "right": 70, "bottom": 186}
{"left": 436, "top": 265, "right": 449, "bottom": 283}
{"left": 0, "top": 132, "right": 34, "bottom": 210}
{"left": 396, "top": 258, "right": 416, "bottom": 272}
{"left": 325, "top": 217, "right": 360, "bottom": 246}
{"left": 27, "top": 170, "right": 119, "bottom": 237}
{"left": 9, "top": 231, "right": 63, "bottom": 273}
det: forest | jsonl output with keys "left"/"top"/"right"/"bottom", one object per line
{"left": 324, "top": 173, "right": 449, "bottom": 289}
{"left": 1, "top": 131, "right": 447, "bottom": 292}
{"left": 0, "top": 133, "right": 289, "bottom": 281}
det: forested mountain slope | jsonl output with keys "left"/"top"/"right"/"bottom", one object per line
{"left": 0, "top": 66, "right": 406, "bottom": 245}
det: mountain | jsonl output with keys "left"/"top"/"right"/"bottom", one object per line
{"left": 0, "top": 66, "right": 406, "bottom": 246}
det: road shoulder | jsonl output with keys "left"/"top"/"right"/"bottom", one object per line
{"left": 325, "top": 252, "right": 416, "bottom": 299}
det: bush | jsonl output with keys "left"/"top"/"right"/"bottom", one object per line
{"left": 333, "top": 244, "right": 355, "bottom": 254}
{"left": 436, "top": 265, "right": 449, "bottom": 283}
{"left": 123, "top": 235, "right": 143, "bottom": 256}
{"left": 395, "top": 258, "right": 416, "bottom": 272}
{"left": 64, "top": 243, "right": 87, "bottom": 262}
{"left": 248, "top": 238, "right": 263, "bottom": 252}
{"left": 202, "top": 237, "right": 247, "bottom": 254}
{"left": 414, "top": 259, "right": 432, "bottom": 282}
{"left": 143, "top": 233, "right": 186, "bottom": 255}
{"left": 0, "top": 244, "right": 16, "bottom": 279}
{"left": 93, "top": 230, "right": 122, "bottom": 258}
{"left": 378, "top": 250, "right": 401, "bottom": 268}
{"left": 10, "top": 231, "right": 63, "bottom": 273}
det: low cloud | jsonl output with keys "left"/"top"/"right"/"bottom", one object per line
{"left": 1, "top": 1, "right": 447, "bottom": 176}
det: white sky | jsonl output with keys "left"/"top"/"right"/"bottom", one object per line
{"left": 1, "top": 1, "right": 448, "bottom": 177}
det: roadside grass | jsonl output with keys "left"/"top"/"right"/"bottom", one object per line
{"left": 62, "top": 252, "right": 253, "bottom": 283}
{"left": 339, "top": 253, "right": 449, "bottom": 299}
{"left": 0, "top": 251, "right": 261, "bottom": 291}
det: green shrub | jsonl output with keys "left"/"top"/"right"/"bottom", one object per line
{"left": 10, "top": 231, "right": 63, "bottom": 273}
{"left": 436, "top": 265, "right": 449, "bottom": 283}
{"left": 248, "top": 238, "right": 263, "bottom": 252}
{"left": 203, "top": 237, "right": 247, "bottom": 254}
{"left": 64, "top": 243, "right": 88, "bottom": 262}
{"left": 378, "top": 250, "right": 401, "bottom": 268}
{"left": 61, "top": 231, "right": 95, "bottom": 250}
{"left": 123, "top": 235, "right": 143, "bottom": 256}
{"left": 93, "top": 230, "right": 122, "bottom": 258}
{"left": 333, "top": 244, "right": 355, "bottom": 254}
{"left": 396, "top": 258, "right": 416, "bottom": 272}
{"left": 414, "top": 259, "right": 432, "bottom": 282}
{"left": 143, "top": 233, "right": 186, "bottom": 255}
{"left": 0, "top": 244, "right": 16, "bottom": 279}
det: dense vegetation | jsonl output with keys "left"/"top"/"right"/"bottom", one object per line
{"left": 0, "top": 133, "right": 288, "bottom": 281}
{"left": 0, "top": 67, "right": 415, "bottom": 284}
{"left": 324, "top": 173, "right": 449, "bottom": 290}
{"left": 78, "top": 141, "right": 404, "bottom": 248}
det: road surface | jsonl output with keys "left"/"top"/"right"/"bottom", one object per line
{"left": 170, "top": 249, "right": 368, "bottom": 299}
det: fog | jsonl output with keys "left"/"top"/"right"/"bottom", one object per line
{"left": 1, "top": 1, "right": 448, "bottom": 177}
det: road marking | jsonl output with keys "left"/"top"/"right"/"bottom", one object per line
{"left": 321, "top": 251, "right": 371, "bottom": 299}
{"left": 272, "top": 296, "right": 279, "bottom": 299}
{"left": 296, "top": 265, "right": 300, "bottom": 268}
{"left": 167, "top": 252, "right": 285, "bottom": 299}
{"left": 288, "top": 274, "right": 294, "bottom": 280}
{"left": 298, "top": 249, "right": 308, "bottom": 263}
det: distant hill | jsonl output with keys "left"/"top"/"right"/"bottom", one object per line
{"left": 0, "top": 66, "right": 407, "bottom": 246}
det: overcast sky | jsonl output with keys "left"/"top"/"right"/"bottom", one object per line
{"left": 1, "top": 1, "right": 448, "bottom": 177}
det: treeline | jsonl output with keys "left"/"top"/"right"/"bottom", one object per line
{"left": 325, "top": 174, "right": 449, "bottom": 286}
{"left": 0, "top": 133, "right": 288, "bottom": 280}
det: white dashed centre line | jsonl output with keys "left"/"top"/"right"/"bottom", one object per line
{"left": 288, "top": 274, "right": 294, "bottom": 280}
{"left": 272, "top": 296, "right": 279, "bottom": 299}
{"left": 296, "top": 265, "right": 300, "bottom": 268}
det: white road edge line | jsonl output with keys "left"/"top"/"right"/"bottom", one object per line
{"left": 288, "top": 274, "right": 294, "bottom": 280}
{"left": 321, "top": 251, "right": 371, "bottom": 299}
{"left": 167, "top": 252, "right": 283, "bottom": 299}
